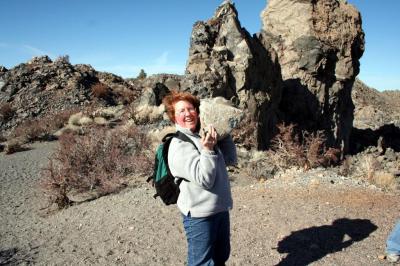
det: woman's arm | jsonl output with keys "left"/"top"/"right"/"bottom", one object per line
{"left": 169, "top": 138, "right": 218, "bottom": 189}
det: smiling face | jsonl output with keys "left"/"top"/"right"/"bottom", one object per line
{"left": 174, "top": 100, "right": 199, "bottom": 132}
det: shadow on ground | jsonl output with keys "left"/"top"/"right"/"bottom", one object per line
{"left": 275, "top": 218, "right": 377, "bottom": 266}
{"left": 0, "top": 247, "right": 35, "bottom": 265}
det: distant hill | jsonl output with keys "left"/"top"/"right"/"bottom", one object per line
{"left": 352, "top": 79, "right": 400, "bottom": 130}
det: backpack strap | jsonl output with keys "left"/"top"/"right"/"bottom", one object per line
{"left": 175, "top": 131, "right": 198, "bottom": 150}
{"left": 161, "top": 131, "right": 198, "bottom": 151}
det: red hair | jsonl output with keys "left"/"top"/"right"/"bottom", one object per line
{"left": 163, "top": 90, "right": 200, "bottom": 123}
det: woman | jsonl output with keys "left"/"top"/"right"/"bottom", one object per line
{"left": 163, "top": 90, "right": 237, "bottom": 266}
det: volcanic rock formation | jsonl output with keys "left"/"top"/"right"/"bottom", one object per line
{"left": 182, "top": 0, "right": 283, "bottom": 149}
{"left": 182, "top": 0, "right": 364, "bottom": 152}
{"left": 260, "top": 0, "right": 365, "bottom": 153}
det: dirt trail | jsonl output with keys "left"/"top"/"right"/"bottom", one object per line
{"left": 0, "top": 142, "right": 399, "bottom": 265}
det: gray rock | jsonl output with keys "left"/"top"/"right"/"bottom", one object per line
{"left": 199, "top": 97, "right": 244, "bottom": 140}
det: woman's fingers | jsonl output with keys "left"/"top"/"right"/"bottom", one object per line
{"left": 201, "top": 125, "right": 217, "bottom": 150}
{"left": 211, "top": 125, "right": 217, "bottom": 140}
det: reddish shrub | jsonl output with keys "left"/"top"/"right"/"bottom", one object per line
{"left": 91, "top": 83, "right": 110, "bottom": 99}
{"left": 52, "top": 108, "right": 80, "bottom": 129}
{"left": 118, "top": 89, "right": 137, "bottom": 104}
{"left": 304, "top": 131, "right": 340, "bottom": 168}
{"left": 270, "top": 123, "right": 306, "bottom": 168}
{"left": 11, "top": 109, "right": 78, "bottom": 142}
{"left": 0, "top": 103, "right": 14, "bottom": 121}
{"left": 41, "top": 125, "right": 153, "bottom": 208}
{"left": 231, "top": 113, "right": 257, "bottom": 149}
{"left": 11, "top": 120, "right": 50, "bottom": 142}
{"left": 269, "top": 123, "right": 340, "bottom": 170}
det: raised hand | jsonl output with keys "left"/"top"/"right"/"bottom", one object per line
{"left": 201, "top": 125, "right": 217, "bottom": 151}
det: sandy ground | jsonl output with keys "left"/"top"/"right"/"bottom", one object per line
{"left": 1, "top": 141, "right": 399, "bottom": 265}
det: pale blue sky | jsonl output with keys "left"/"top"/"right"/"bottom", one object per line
{"left": 0, "top": 0, "right": 399, "bottom": 91}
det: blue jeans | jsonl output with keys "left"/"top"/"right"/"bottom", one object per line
{"left": 387, "top": 220, "right": 400, "bottom": 255}
{"left": 182, "top": 211, "right": 230, "bottom": 266}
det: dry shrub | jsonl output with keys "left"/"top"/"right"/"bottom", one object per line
{"left": 52, "top": 109, "right": 80, "bottom": 129}
{"left": 361, "top": 155, "right": 380, "bottom": 181}
{"left": 91, "top": 82, "right": 110, "bottom": 99}
{"left": 0, "top": 103, "right": 15, "bottom": 121}
{"left": 4, "top": 138, "right": 26, "bottom": 154}
{"left": 12, "top": 120, "right": 52, "bottom": 142}
{"left": 68, "top": 112, "right": 84, "bottom": 126}
{"left": 11, "top": 109, "right": 78, "bottom": 142}
{"left": 269, "top": 123, "right": 305, "bottom": 168}
{"left": 0, "top": 133, "right": 7, "bottom": 142}
{"left": 372, "top": 171, "right": 396, "bottom": 188}
{"left": 122, "top": 103, "right": 136, "bottom": 121}
{"left": 132, "top": 104, "right": 165, "bottom": 124}
{"left": 344, "top": 152, "right": 399, "bottom": 189}
{"left": 245, "top": 158, "right": 276, "bottom": 180}
{"left": 93, "top": 105, "right": 125, "bottom": 120}
{"left": 304, "top": 131, "right": 341, "bottom": 168}
{"left": 118, "top": 89, "right": 137, "bottom": 104}
{"left": 231, "top": 113, "right": 257, "bottom": 149}
{"left": 41, "top": 125, "right": 153, "bottom": 209}
{"left": 339, "top": 155, "right": 352, "bottom": 176}
{"left": 269, "top": 123, "right": 340, "bottom": 170}
{"left": 147, "top": 125, "right": 176, "bottom": 151}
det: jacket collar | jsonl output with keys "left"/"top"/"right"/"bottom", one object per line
{"left": 175, "top": 124, "right": 200, "bottom": 137}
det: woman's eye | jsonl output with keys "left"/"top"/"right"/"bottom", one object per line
{"left": 177, "top": 108, "right": 196, "bottom": 115}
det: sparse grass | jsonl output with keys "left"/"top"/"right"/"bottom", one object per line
{"left": 132, "top": 104, "right": 165, "bottom": 124}
{"left": 41, "top": 125, "right": 153, "bottom": 209}
{"left": 362, "top": 155, "right": 380, "bottom": 181}
{"left": 372, "top": 171, "right": 396, "bottom": 188}
{"left": 339, "top": 153, "right": 399, "bottom": 189}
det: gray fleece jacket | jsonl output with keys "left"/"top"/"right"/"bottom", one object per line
{"left": 168, "top": 125, "right": 236, "bottom": 218}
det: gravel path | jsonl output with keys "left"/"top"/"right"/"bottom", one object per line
{"left": 0, "top": 142, "right": 399, "bottom": 265}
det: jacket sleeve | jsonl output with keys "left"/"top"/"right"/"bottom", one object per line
{"left": 217, "top": 135, "right": 237, "bottom": 166}
{"left": 168, "top": 138, "right": 218, "bottom": 189}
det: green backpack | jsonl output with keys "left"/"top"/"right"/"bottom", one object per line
{"left": 147, "top": 131, "right": 197, "bottom": 205}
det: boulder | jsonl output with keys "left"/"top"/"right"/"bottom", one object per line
{"left": 199, "top": 97, "right": 244, "bottom": 140}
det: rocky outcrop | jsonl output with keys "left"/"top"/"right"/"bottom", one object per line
{"left": 181, "top": 0, "right": 364, "bottom": 152}
{"left": 0, "top": 1, "right": 368, "bottom": 155}
{"left": 353, "top": 79, "right": 400, "bottom": 130}
{"left": 350, "top": 79, "right": 400, "bottom": 154}
{"left": 0, "top": 56, "right": 139, "bottom": 134}
{"left": 260, "top": 0, "right": 365, "bottom": 153}
{"left": 127, "top": 74, "right": 182, "bottom": 106}
{"left": 182, "top": 0, "right": 283, "bottom": 149}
